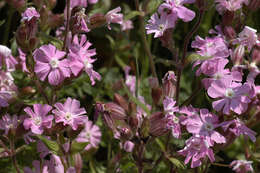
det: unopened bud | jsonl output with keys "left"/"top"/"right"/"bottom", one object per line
{"left": 89, "top": 13, "right": 106, "bottom": 29}
{"left": 21, "top": 86, "right": 36, "bottom": 95}
{"left": 47, "top": 14, "right": 64, "bottom": 29}
{"left": 105, "top": 102, "right": 127, "bottom": 120}
{"left": 248, "top": 0, "right": 260, "bottom": 11}
{"left": 252, "top": 47, "right": 260, "bottom": 65}
{"left": 122, "top": 141, "right": 134, "bottom": 152}
{"left": 222, "top": 11, "right": 234, "bottom": 26}
{"left": 149, "top": 112, "right": 168, "bottom": 137}
{"left": 231, "top": 45, "right": 245, "bottom": 66}
{"left": 118, "top": 127, "right": 132, "bottom": 140}
{"left": 162, "top": 71, "right": 176, "bottom": 98}
{"left": 223, "top": 26, "right": 236, "bottom": 40}
{"left": 73, "top": 153, "right": 83, "bottom": 173}
{"left": 114, "top": 94, "right": 129, "bottom": 112}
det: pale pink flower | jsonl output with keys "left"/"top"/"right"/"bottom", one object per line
{"left": 201, "top": 58, "right": 242, "bottom": 89}
{"left": 182, "top": 108, "right": 226, "bottom": 144}
{"left": 21, "top": 7, "right": 40, "bottom": 22}
{"left": 158, "top": 0, "right": 195, "bottom": 22}
{"left": 207, "top": 80, "right": 251, "bottom": 115}
{"left": 70, "top": 8, "right": 90, "bottom": 34}
{"left": 121, "top": 20, "right": 133, "bottom": 31}
{"left": 221, "top": 118, "right": 256, "bottom": 142}
{"left": 215, "top": 0, "right": 249, "bottom": 14}
{"left": 178, "top": 135, "right": 215, "bottom": 168}
{"left": 18, "top": 48, "right": 29, "bottom": 73}
{"left": 0, "top": 45, "right": 18, "bottom": 71}
{"left": 163, "top": 97, "right": 181, "bottom": 138}
{"left": 146, "top": 13, "right": 176, "bottom": 38}
{"left": 68, "top": 35, "right": 101, "bottom": 85}
{"left": 34, "top": 44, "right": 71, "bottom": 86}
{"left": 76, "top": 119, "right": 101, "bottom": 150}
{"left": 53, "top": 97, "right": 87, "bottom": 130}
{"left": 0, "top": 114, "right": 18, "bottom": 135}
{"left": 0, "top": 71, "right": 17, "bottom": 108}
{"left": 124, "top": 66, "right": 136, "bottom": 95}
{"left": 233, "top": 26, "right": 259, "bottom": 51}
{"left": 105, "top": 7, "right": 123, "bottom": 30}
{"left": 23, "top": 104, "right": 53, "bottom": 135}
{"left": 230, "top": 160, "right": 254, "bottom": 173}
{"left": 122, "top": 141, "right": 135, "bottom": 152}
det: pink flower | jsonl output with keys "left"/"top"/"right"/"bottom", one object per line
{"left": 220, "top": 118, "right": 256, "bottom": 142}
{"left": 0, "top": 71, "right": 17, "bottom": 108}
{"left": 121, "top": 141, "right": 135, "bottom": 152}
{"left": 105, "top": 7, "right": 123, "bottom": 30}
{"left": 182, "top": 108, "right": 226, "bottom": 144}
{"left": 163, "top": 97, "right": 181, "bottom": 138}
{"left": 158, "top": 0, "right": 195, "bottom": 22}
{"left": 191, "top": 36, "right": 229, "bottom": 58}
{"left": 0, "top": 114, "right": 18, "bottom": 135}
{"left": 215, "top": 0, "right": 249, "bottom": 14}
{"left": 53, "top": 97, "right": 87, "bottom": 130}
{"left": 76, "top": 119, "right": 101, "bottom": 150}
{"left": 21, "top": 7, "right": 40, "bottom": 22}
{"left": 34, "top": 44, "right": 71, "bottom": 86}
{"left": 68, "top": 35, "right": 101, "bottom": 85}
{"left": 23, "top": 104, "right": 53, "bottom": 135}
{"left": 18, "top": 48, "right": 29, "bottom": 73}
{"left": 121, "top": 20, "right": 133, "bottom": 31}
{"left": 230, "top": 160, "right": 254, "bottom": 173}
{"left": 124, "top": 66, "right": 136, "bottom": 95}
{"left": 201, "top": 58, "right": 242, "bottom": 89}
{"left": 146, "top": 13, "right": 176, "bottom": 38}
{"left": 178, "top": 135, "right": 215, "bottom": 168}
{"left": 233, "top": 26, "right": 259, "bottom": 51}
{"left": 0, "top": 45, "right": 18, "bottom": 71}
{"left": 207, "top": 80, "right": 251, "bottom": 115}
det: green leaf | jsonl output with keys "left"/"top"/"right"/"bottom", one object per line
{"left": 168, "top": 157, "right": 185, "bottom": 169}
{"left": 186, "top": 53, "right": 212, "bottom": 64}
{"left": 0, "top": 20, "right": 5, "bottom": 27}
{"left": 37, "top": 135, "right": 59, "bottom": 155}
{"left": 147, "top": 0, "right": 164, "bottom": 14}
{"left": 155, "top": 138, "right": 166, "bottom": 152}
{"left": 106, "top": 35, "right": 116, "bottom": 49}
{"left": 125, "top": 11, "right": 143, "bottom": 20}
{"left": 70, "top": 141, "right": 89, "bottom": 154}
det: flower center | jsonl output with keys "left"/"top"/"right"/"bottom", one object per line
{"left": 65, "top": 112, "right": 72, "bottom": 121}
{"left": 85, "top": 132, "right": 91, "bottom": 140}
{"left": 173, "top": 116, "right": 179, "bottom": 124}
{"left": 203, "top": 123, "right": 214, "bottom": 131}
{"left": 213, "top": 73, "right": 222, "bottom": 80}
{"left": 225, "top": 88, "right": 235, "bottom": 98}
{"left": 158, "top": 24, "right": 165, "bottom": 31}
{"left": 84, "top": 59, "right": 93, "bottom": 69}
{"left": 49, "top": 59, "right": 59, "bottom": 68}
{"left": 33, "top": 116, "right": 42, "bottom": 126}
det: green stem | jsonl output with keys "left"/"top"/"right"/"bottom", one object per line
{"left": 3, "top": 8, "right": 14, "bottom": 45}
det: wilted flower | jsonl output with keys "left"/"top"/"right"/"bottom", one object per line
{"left": 0, "top": 114, "right": 19, "bottom": 135}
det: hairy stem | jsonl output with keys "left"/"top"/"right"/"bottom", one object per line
{"left": 175, "top": 9, "right": 205, "bottom": 104}
{"left": 10, "top": 137, "right": 20, "bottom": 173}
{"left": 63, "top": 0, "right": 71, "bottom": 51}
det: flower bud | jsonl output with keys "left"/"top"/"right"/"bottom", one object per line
{"left": 149, "top": 112, "right": 168, "bottom": 137}
{"left": 162, "top": 71, "right": 176, "bottom": 98}
{"left": 73, "top": 153, "right": 83, "bottom": 173}
{"left": 114, "top": 93, "right": 129, "bottom": 112}
{"left": 89, "top": 13, "right": 106, "bottom": 29}
{"left": 122, "top": 141, "right": 134, "bottom": 152}
{"left": 252, "top": 47, "right": 260, "bottom": 65}
{"left": 248, "top": 0, "right": 260, "bottom": 11}
{"left": 118, "top": 126, "right": 132, "bottom": 140}
{"left": 21, "top": 86, "right": 36, "bottom": 95}
{"left": 105, "top": 102, "right": 127, "bottom": 120}
{"left": 223, "top": 26, "right": 236, "bottom": 40}
{"left": 222, "top": 11, "right": 234, "bottom": 26}
{"left": 231, "top": 45, "right": 245, "bottom": 66}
